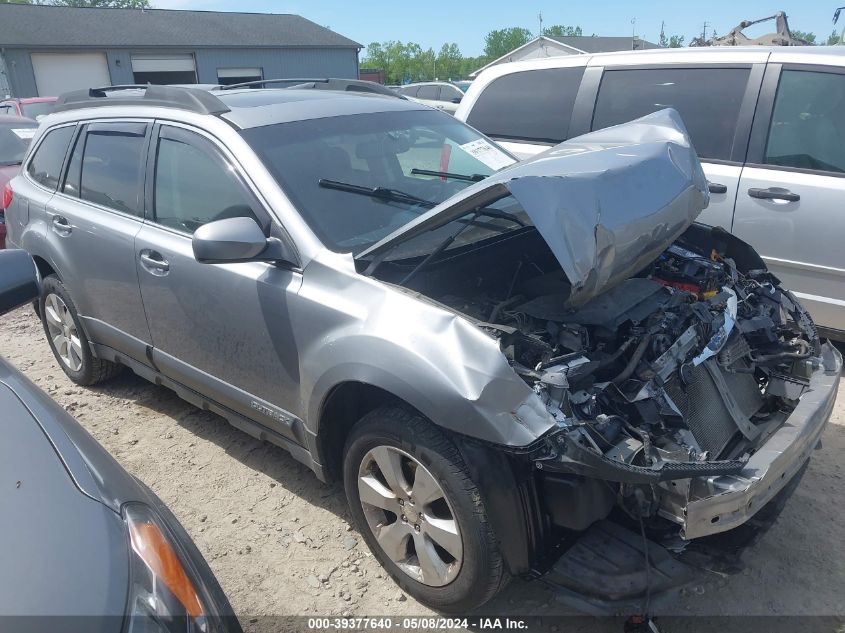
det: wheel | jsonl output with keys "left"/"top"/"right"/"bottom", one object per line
{"left": 39, "top": 275, "right": 122, "bottom": 385}
{"left": 343, "top": 406, "right": 507, "bottom": 612}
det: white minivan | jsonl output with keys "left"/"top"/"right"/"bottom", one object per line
{"left": 456, "top": 47, "right": 845, "bottom": 339}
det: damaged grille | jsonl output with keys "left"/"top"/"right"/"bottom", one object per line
{"left": 665, "top": 357, "right": 763, "bottom": 457}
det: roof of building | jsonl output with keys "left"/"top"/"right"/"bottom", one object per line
{"left": 546, "top": 35, "right": 660, "bottom": 53}
{"left": 0, "top": 4, "right": 361, "bottom": 49}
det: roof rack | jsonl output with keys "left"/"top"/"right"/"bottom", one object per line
{"left": 217, "top": 78, "right": 331, "bottom": 90}
{"left": 218, "top": 77, "right": 402, "bottom": 99}
{"left": 54, "top": 84, "right": 230, "bottom": 115}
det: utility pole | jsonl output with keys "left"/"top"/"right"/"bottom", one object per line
{"left": 660, "top": 20, "right": 666, "bottom": 47}
{"left": 631, "top": 17, "right": 637, "bottom": 49}
{"left": 538, "top": 11, "right": 543, "bottom": 36}
{"left": 702, "top": 20, "right": 710, "bottom": 44}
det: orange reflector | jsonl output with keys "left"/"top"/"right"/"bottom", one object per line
{"left": 128, "top": 519, "right": 205, "bottom": 619}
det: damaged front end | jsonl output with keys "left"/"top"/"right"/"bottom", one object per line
{"left": 359, "top": 109, "right": 842, "bottom": 604}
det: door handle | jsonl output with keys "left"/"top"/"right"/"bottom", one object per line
{"left": 51, "top": 215, "right": 72, "bottom": 235}
{"left": 748, "top": 187, "right": 800, "bottom": 202}
{"left": 707, "top": 182, "right": 728, "bottom": 194}
{"left": 139, "top": 250, "right": 170, "bottom": 274}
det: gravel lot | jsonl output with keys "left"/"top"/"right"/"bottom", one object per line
{"left": 2, "top": 306, "right": 844, "bottom": 631}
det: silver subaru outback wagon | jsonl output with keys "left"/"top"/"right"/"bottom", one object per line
{"left": 6, "top": 85, "right": 840, "bottom": 613}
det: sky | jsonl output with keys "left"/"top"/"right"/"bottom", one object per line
{"left": 152, "top": 0, "right": 839, "bottom": 56}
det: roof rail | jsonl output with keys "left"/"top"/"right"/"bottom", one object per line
{"left": 218, "top": 77, "right": 402, "bottom": 99}
{"left": 54, "top": 84, "right": 230, "bottom": 115}
{"left": 218, "top": 78, "right": 331, "bottom": 90}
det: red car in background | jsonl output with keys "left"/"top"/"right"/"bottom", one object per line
{"left": 0, "top": 115, "right": 38, "bottom": 249}
{"left": 0, "top": 96, "right": 57, "bottom": 120}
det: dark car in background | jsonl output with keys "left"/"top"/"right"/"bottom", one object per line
{"left": 0, "top": 115, "right": 38, "bottom": 248}
{"left": 0, "top": 96, "right": 58, "bottom": 120}
{"left": 0, "top": 249, "right": 240, "bottom": 632}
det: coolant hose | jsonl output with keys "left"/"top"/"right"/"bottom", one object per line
{"left": 612, "top": 333, "right": 652, "bottom": 386}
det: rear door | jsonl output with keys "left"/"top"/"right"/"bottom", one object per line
{"left": 134, "top": 122, "right": 304, "bottom": 440}
{"left": 588, "top": 61, "right": 765, "bottom": 231}
{"left": 46, "top": 121, "right": 152, "bottom": 362}
{"left": 734, "top": 63, "right": 845, "bottom": 335}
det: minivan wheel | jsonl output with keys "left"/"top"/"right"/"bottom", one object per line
{"left": 343, "top": 406, "right": 507, "bottom": 612}
{"left": 39, "top": 275, "right": 122, "bottom": 385}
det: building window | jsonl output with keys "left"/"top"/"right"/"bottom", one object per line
{"left": 217, "top": 67, "right": 263, "bottom": 87}
{"left": 131, "top": 54, "right": 197, "bottom": 85}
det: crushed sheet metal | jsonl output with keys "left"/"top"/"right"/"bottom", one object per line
{"left": 358, "top": 108, "right": 710, "bottom": 308}
{"left": 692, "top": 287, "right": 738, "bottom": 366}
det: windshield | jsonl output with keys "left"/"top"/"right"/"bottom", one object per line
{"left": 240, "top": 109, "right": 516, "bottom": 253}
{"left": 0, "top": 122, "right": 38, "bottom": 166}
{"left": 20, "top": 101, "right": 55, "bottom": 120}
{"left": 454, "top": 81, "right": 472, "bottom": 93}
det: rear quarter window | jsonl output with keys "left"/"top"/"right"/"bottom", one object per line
{"left": 466, "top": 67, "right": 586, "bottom": 144}
{"left": 26, "top": 125, "right": 75, "bottom": 190}
{"left": 592, "top": 67, "right": 751, "bottom": 161}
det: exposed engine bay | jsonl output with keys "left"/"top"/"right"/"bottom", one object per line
{"left": 386, "top": 222, "right": 822, "bottom": 532}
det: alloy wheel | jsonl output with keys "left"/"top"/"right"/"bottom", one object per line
{"left": 357, "top": 445, "right": 463, "bottom": 587}
{"left": 44, "top": 293, "right": 83, "bottom": 372}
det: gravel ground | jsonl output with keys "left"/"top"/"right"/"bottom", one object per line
{"left": 2, "top": 306, "right": 844, "bottom": 631}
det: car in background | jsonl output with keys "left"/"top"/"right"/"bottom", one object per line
{"left": 455, "top": 46, "right": 845, "bottom": 340}
{"left": 396, "top": 81, "right": 465, "bottom": 113}
{"left": 0, "top": 115, "right": 38, "bottom": 249}
{"left": 0, "top": 96, "right": 58, "bottom": 120}
{"left": 452, "top": 80, "right": 472, "bottom": 93}
{"left": 0, "top": 248, "right": 240, "bottom": 632}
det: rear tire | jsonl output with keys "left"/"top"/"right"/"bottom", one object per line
{"left": 343, "top": 406, "right": 507, "bottom": 612}
{"left": 39, "top": 274, "right": 122, "bottom": 386}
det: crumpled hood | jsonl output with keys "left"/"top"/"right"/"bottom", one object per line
{"left": 359, "top": 108, "right": 710, "bottom": 307}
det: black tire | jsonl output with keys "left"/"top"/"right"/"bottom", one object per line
{"left": 39, "top": 274, "right": 122, "bottom": 386}
{"left": 343, "top": 406, "right": 508, "bottom": 612}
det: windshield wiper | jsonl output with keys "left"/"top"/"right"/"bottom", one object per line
{"left": 410, "top": 168, "right": 487, "bottom": 182}
{"left": 319, "top": 179, "right": 436, "bottom": 209}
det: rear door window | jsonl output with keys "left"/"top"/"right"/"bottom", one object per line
{"left": 466, "top": 67, "right": 586, "bottom": 144}
{"left": 416, "top": 85, "right": 440, "bottom": 100}
{"left": 592, "top": 67, "right": 751, "bottom": 161}
{"left": 26, "top": 125, "right": 74, "bottom": 190}
{"left": 79, "top": 122, "right": 148, "bottom": 216}
{"left": 764, "top": 69, "right": 845, "bottom": 174}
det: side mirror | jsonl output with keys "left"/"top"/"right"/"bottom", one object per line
{"left": 0, "top": 250, "right": 40, "bottom": 316}
{"left": 192, "top": 217, "right": 295, "bottom": 265}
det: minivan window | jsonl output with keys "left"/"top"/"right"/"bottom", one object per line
{"left": 79, "top": 123, "right": 147, "bottom": 216}
{"left": 26, "top": 125, "right": 74, "bottom": 190}
{"left": 592, "top": 67, "right": 751, "bottom": 161}
{"left": 764, "top": 69, "right": 845, "bottom": 174}
{"left": 466, "top": 67, "right": 586, "bottom": 144}
{"left": 154, "top": 126, "right": 261, "bottom": 234}
{"left": 417, "top": 85, "right": 440, "bottom": 100}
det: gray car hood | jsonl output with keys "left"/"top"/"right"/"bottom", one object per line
{"left": 359, "top": 108, "right": 709, "bottom": 307}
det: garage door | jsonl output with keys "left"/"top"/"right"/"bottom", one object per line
{"left": 131, "top": 54, "right": 197, "bottom": 85}
{"left": 31, "top": 52, "right": 111, "bottom": 96}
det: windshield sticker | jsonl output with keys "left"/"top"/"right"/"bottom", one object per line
{"left": 459, "top": 139, "right": 516, "bottom": 170}
{"left": 11, "top": 128, "right": 37, "bottom": 140}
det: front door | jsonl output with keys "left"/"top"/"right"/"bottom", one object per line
{"left": 734, "top": 66, "right": 845, "bottom": 335}
{"left": 134, "top": 123, "right": 303, "bottom": 438}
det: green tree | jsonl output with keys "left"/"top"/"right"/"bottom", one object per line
{"left": 826, "top": 29, "right": 841, "bottom": 45}
{"left": 543, "top": 24, "right": 582, "bottom": 37}
{"left": 436, "top": 43, "right": 463, "bottom": 80}
{"left": 791, "top": 30, "right": 816, "bottom": 44}
{"left": 668, "top": 35, "right": 685, "bottom": 48}
{"left": 483, "top": 27, "right": 533, "bottom": 59}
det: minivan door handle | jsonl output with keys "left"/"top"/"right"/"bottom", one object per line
{"left": 139, "top": 250, "right": 170, "bottom": 275}
{"left": 51, "top": 215, "right": 72, "bottom": 236}
{"left": 748, "top": 187, "right": 800, "bottom": 202}
{"left": 707, "top": 182, "right": 728, "bottom": 194}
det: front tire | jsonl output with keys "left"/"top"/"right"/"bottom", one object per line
{"left": 39, "top": 274, "right": 122, "bottom": 385}
{"left": 343, "top": 406, "right": 507, "bottom": 612}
